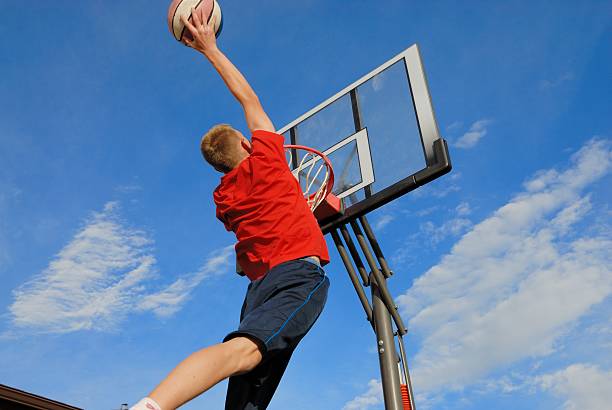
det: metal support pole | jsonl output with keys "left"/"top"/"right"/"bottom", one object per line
{"left": 339, "top": 224, "right": 370, "bottom": 286}
{"left": 350, "top": 220, "right": 407, "bottom": 336}
{"left": 330, "top": 220, "right": 417, "bottom": 409}
{"left": 359, "top": 215, "right": 393, "bottom": 278}
{"left": 372, "top": 276, "right": 404, "bottom": 410}
{"left": 330, "top": 229, "right": 374, "bottom": 325}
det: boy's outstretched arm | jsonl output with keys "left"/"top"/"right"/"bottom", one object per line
{"left": 181, "top": 9, "right": 274, "bottom": 133}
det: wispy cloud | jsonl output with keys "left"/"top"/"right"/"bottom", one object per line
{"left": 7, "top": 202, "right": 234, "bottom": 334}
{"left": 114, "top": 183, "right": 143, "bottom": 194}
{"left": 9, "top": 202, "right": 156, "bottom": 333}
{"left": 419, "top": 217, "right": 473, "bottom": 246}
{"left": 397, "top": 138, "right": 611, "bottom": 393}
{"left": 373, "top": 214, "right": 395, "bottom": 232}
{"left": 455, "top": 202, "right": 472, "bottom": 216}
{"left": 535, "top": 364, "right": 612, "bottom": 410}
{"left": 413, "top": 206, "right": 439, "bottom": 217}
{"left": 454, "top": 119, "right": 492, "bottom": 149}
{"left": 411, "top": 172, "right": 462, "bottom": 200}
{"left": 446, "top": 121, "right": 463, "bottom": 131}
{"left": 540, "top": 72, "right": 574, "bottom": 90}
{"left": 413, "top": 181, "right": 460, "bottom": 199}
{"left": 138, "top": 245, "right": 234, "bottom": 318}
{"left": 342, "top": 379, "right": 382, "bottom": 410}
{"left": 393, "top": 202, "right": 473, "bottom": 265}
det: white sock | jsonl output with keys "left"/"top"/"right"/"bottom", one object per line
{"left": 130, "top": 397, "right": 162, "bottom": 410}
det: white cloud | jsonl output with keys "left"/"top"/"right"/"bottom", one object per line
{"left": 455, "top": 202, "right": 472, "bottom": 216}
{"left": 373, "top": 214, "right": 395, "bottom": 231}
{"left": 138, "top": 245, "right": 234, "bottom": 317}
{"left": 449, "top": 171, "right": 462, "bottom": 181}
{"left": 540, "top": 72, "right": 574, "bottom": 90}
{"left": 394, "top": 202, "right": 473, "bottom": 259}
{"left": 413, "top": 182, "right": 460, "bottom": 199}
{"left": 455, "top": 119, "right": 492, "bottom": 149}
{"left": 396, "top": 138, "right": 611, "bottom": 392}
{"left": 348, "top": 139, "right": 611, "bottom": 407}
{"left": 412, "top": 173, "right": 462, "bottom": 199}
{"left": 7, "top": 202, "right": 234, "bottom": 333}
{"left": 9, "top": 202, "right": 156, "bottom": 333}
{"left": 392, "top": 245, "right": 417, "bottom": 267}
{"left": 446, "top": 121, "right": 463, "bottom": 131}
{"left": 412, "top": 206, "right": 439, "bottom": 217}
{"left": 535, "top": 364, "right": 612, "bottom": 410}
{"left": 114, "top": 183, "right": 143, "bottom": 194}
{"left": 342, "top": 379, "right": 383, "bottom": 410}
{"left": 419, "top": 217, "right": 473, "bottom": 246}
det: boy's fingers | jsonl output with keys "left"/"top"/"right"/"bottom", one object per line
{"left": 180, "top": 14, "right": 197, "bottom": 37}
{"left": 208, "top": 15, "right": 216, "bottom": 29}
{"left": 191, "top": 6, "right": 202, "bottom": 27}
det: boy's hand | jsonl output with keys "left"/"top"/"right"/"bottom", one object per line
{"left": 181, "top": 7, "right": 218, "bottom": 56}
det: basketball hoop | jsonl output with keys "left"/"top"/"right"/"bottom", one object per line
{"left": 284, "top": 144, "right": 343, "bottom": 221}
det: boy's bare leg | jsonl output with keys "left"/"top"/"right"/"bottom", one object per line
{"left": 148, "top": 337, "right": 263, "bottom": 410}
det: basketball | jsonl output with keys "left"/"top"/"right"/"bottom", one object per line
{"left": 168, "top": 0, "right": 223, "bottom": 42}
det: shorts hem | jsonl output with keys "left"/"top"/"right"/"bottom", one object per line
{"left": 223, "top": 331, "right": 268, "bottom": 356}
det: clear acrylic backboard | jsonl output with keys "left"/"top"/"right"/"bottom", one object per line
{"left": 279, "top": 44, "right": 451, "bottom": 232}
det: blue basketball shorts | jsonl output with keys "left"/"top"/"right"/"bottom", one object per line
{"left": 223, "top": 257, "right": 330, "bottom": 410}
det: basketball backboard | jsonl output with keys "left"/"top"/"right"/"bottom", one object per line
{"left": 279, "top": 44, "right": 451, "bottom": 233}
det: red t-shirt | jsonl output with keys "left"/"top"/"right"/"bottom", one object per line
{"left": 213, "top": 130, "right": 330, "bottom": 281}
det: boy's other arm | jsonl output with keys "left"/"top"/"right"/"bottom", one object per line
{"left": 181, "top": 11, "right": 275, "bottom": 133}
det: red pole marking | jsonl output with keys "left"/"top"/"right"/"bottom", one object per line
{"left": 400, "top": 384, "right": 412, "bottom": 410}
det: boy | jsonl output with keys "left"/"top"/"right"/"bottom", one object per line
{"left": 131, "top": 9, "right": 330, "bottom": 410}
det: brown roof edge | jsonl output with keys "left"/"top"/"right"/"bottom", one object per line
{"left": 0, "top": 384, "right": 83, "bottom": 410}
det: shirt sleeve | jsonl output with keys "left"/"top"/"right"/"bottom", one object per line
{"left": 250, "top": 130, "right": 286, "bottom": 165}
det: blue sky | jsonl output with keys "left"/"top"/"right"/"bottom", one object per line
{"left": 1, "top": 1, "right": 611, "bottom": 409}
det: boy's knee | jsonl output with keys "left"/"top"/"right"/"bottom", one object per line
{"left": 225, "top": 336, "right": 263, "bottom": 374}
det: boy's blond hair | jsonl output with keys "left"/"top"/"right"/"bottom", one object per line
{"left": 200, "top": 124, "right": 242, "bottom": 173}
